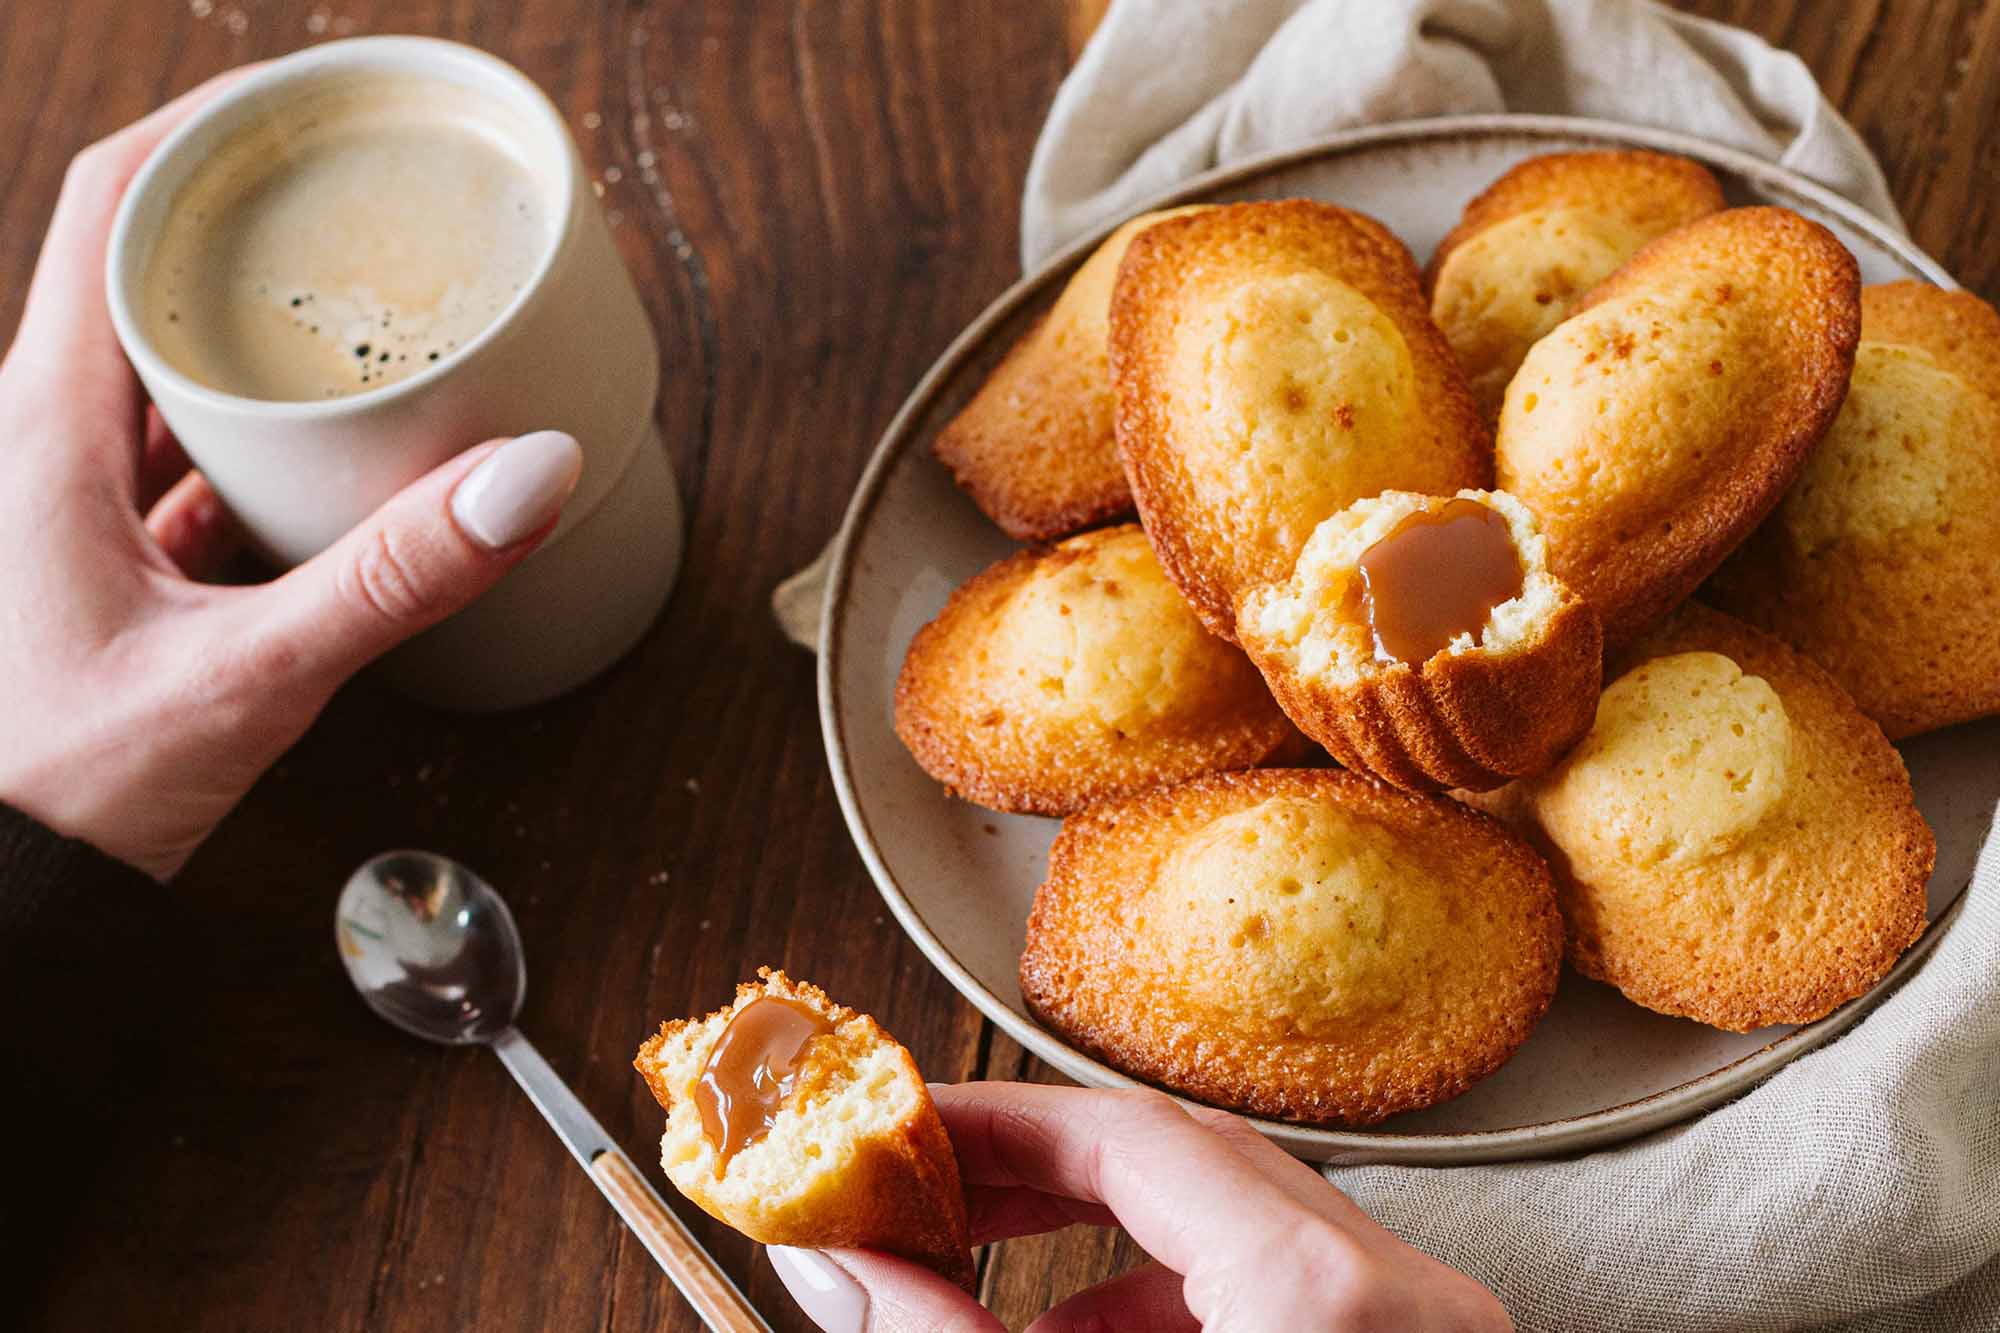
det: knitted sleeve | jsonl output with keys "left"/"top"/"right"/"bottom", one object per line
{"left": 0, "top": 802, "right": 178, "bottom": 1257}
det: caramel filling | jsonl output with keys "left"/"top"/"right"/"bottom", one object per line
{"left": 693, "top": 996, "right": 834, "bottom": 1174}
{"left": 1352, "top": 499, "right": 1524, "bottom": 664}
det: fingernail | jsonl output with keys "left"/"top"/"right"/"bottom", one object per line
{"left": 768, "top": 1247, "right": 868, "bottom": 1333}
{"left": 450, "top": 430, "right": 583, "bottom": 550}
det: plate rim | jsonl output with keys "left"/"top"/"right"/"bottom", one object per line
{"left": 817, "top": 112, "right": 1970, "bottom": 1164}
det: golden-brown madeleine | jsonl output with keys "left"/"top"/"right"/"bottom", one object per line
{"left": 634, "top": 970, "right": 974, "bottom": 1288}
{"left": 894, "top": 524, "right": 1302, "bottom": 815}
{"left": 1860, "top": 279, "right": 2000, "bottom": 391}
{"left": 1110, "top": 200, "right": 1491, "bottom": 640}
{"left": 1464, "top": 604, "right": 1933, "bottom": 1033}
{"left": 1495, "top": 206, "right": 1861, "bottom": 650}
{"left": 1237, "top": 489, "right": 1601, "bottom": 792}
{"left": 932, "top": 206, "right": 1211, "bottom": 541}
{"left": 1710, "top": 282, "right": 2000, "bottom": 738}
{"left": 1020, "top": 768, "right": 1563, "bottom": 1126}
{"left": 1427, "top": 150, "right": 1724, "bottom": 418}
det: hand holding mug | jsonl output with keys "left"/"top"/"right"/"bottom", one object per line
{"left": 104, "top": 39, "right": 682, "bottom": 710}
{"left": 0, "top": 73, "right": 583, "bottom": 878}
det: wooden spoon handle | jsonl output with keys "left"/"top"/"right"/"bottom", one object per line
{"left": 590, "top": 1149, "right": 771, "bottom": 1333}
{"left": 487, "top": 1029, "right": 769, "bottom": 1332}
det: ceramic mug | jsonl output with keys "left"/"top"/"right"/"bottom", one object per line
{"left": 104, "top": 35, "right": 681, "bottom": 711}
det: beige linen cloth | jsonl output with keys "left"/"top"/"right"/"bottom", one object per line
{"left": 775, "top": 3, "right": 2000, "bottom": 1328}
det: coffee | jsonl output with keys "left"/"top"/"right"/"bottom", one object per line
{"left": 142, "top": 77, "right": 552, "bottom": 402}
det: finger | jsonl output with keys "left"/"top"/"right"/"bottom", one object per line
{"left": 1025, "top": 1262, "right": 1199, "bottom": 1333}
{"left": 962, "top": 1184, "right": 1117, "bottom": 1245}
{"left": 771, "top": 1248, "right": 1001, "bottom": 1333}
{"left": 12, "top": 67, "right": 258, "bottom": 376}
{"left": 146, "top": 469, "right": 243, "bottom": 580}
{"left": 932, "top": 1082, "right": 1336, "bottom": 1279}
{"left": 1176, "top": 1102, "right": 1377, "bottom": 1230}
{"left": 243, "top": 430, "right": 580, "bottom": 688}
{"left": 946, "top": 1084, "right": 1373, "bottom": 1239}
{"left": 138, "top": 407, "right": 193, "bottom": 509}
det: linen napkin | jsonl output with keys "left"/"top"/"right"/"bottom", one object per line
{"left": 779, "top": 3, "right": 2000, "bottom": 1327}
{"left": 1023, "top": 0, "right": 1898, "bottom": 266}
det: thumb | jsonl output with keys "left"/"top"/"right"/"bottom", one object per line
{"left": 255, "top": 430, "right": 582, "bottom": 686}
{"left": 769, "top": 1247, "right": 1001, "bottom": 1333}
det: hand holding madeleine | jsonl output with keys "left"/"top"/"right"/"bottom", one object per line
{"left": 770, "top": 1082, "right": 1512, "bottom": 1333}
{"left": 636, "top": 984, "right": 1512, "bottom": 1330}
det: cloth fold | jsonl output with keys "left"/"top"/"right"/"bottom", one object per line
{"left": 1023, "top": 0, "right": 1898, "bottom": 267}
{"left": 781, "top": 6, "right": 1999, "bottom": 1324}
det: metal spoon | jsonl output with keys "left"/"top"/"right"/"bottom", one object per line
{"left": 336, "top": 850, "right": 769, "bottom": 1333}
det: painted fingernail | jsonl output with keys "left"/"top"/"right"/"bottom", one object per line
{"left": 450, "top": 430, "right": 582, "bottom": 549}
{"left": 768, "top": 1247, "right": 868, "bottom": 1333}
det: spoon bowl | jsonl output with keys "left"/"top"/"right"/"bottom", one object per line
{"left": 337, "top": 849, "right": 526, "bottom": 1044}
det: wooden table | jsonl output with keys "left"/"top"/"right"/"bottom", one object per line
{"left": 8, "top": 2, "right": 1993, "bottom": 1328}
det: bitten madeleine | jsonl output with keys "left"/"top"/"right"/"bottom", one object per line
{"left": 894, "top": 524, "right": 1301, "bottom": 815}
{"left": 1237, "top": 489, "right": 1601, "bottom": 792}
{"left": 1496, "top": 206, "right": 1861, "bottom": 649}
{"left": 932, "top": 205, "right": 1211, "bottom": 540}
{"left": 1466, "top": 605, "right": 1933, "bottom": 1032}
{"left": 1110, "top": 200, "right": 1491, "bottom": 639}
{"left": 1427, "top": 149, "right": 1724, "bottom": 418}
{"left": 1711, "top": 282, "right": 2000, "bottom": 738}
{"left": 1020, "top": 769, "right": 1563, "bottom": 1126}
{"left": 634, "top": 970, "right": 974, "bottom": 1289}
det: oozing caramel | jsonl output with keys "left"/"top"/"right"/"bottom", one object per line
{"left": 693, "top": 996, "right": 834, "bottom": 1174}
{"left": 1354, "top": 499, "right": 1524, "bottom": 664}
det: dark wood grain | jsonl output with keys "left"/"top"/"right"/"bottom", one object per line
{"left": 3, "top": 1, "right": 1992, "bottom": 1330}
{"left": 1670, "top": 0, "right": 2000, "bottom": 303}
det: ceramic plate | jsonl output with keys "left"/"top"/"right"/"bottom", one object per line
{"left": 818, "top": 115, "right": 1998, "bottom": 1164}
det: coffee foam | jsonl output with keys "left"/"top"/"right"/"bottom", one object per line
{"left": 141, "top": 76, "right": 555, "bottom": 402}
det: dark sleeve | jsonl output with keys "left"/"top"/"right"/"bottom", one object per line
{"left": 0, "top": 803, "right": 178, "bottom": 1255}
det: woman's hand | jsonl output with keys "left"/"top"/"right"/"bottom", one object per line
{"left": 768, "top": 1082, "right": 1511, "bottom": 1332}
{"left": 0, "top": 72, "right": 583, "bottom": 880}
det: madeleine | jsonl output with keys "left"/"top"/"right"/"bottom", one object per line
{"left": 894, "top": 525, "right": 1301, "bottom": 815}
{"left": 1237, "top": 489, "right": 1601, "bottom": 793}
{"left": 1021, "top": 769, "right": 1563, "bottom": 1126}
{"left": 1495, "top": 206, "right": 1860, "bottom": 648}
{"left": 932, "top": 206, "right": 1211, "bottom": 540}
{"left": 1427, "top": 149, "right": 1723, "bottom": 419}
{"left": 1711, "top": 281, "right": 2000, "bottom": 738}
{"left": 634, "top": 970, "right": 974, "bottom": 1288}
{"left": 1110, "top": 200, "right": 1490, "bottom": 639}
{"left": 1465, "top": 605, "right": 1932, "bottom": 1032}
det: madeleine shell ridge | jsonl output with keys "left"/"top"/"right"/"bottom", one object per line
{"left": 1259, "top": 597, "right": 1602, "bottom": 793}
{"left": 931, "top": 206, "right": 1213, "bottom": 541}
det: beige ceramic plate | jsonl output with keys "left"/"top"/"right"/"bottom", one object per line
{"left": 818, "top": 115, "right": 1997, "bottom": 1164}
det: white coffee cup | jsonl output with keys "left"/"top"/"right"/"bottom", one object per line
{"left": 105, "top": 36, "right": 681, "bottom": 711}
